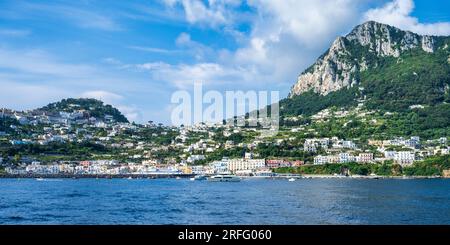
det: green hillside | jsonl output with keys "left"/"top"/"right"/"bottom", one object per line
{"left": 40, "top": 98, "right": 129, "bottom": 123}
{"left": 280, "top": 22, "right": 450, "bottom": 139}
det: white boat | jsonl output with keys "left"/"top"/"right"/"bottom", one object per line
{"left": 190, "top": 175, "right": 207, "bottom": 181}
{"left": 36, "top": 177, "right": 45, "bottom": 181}
{"left": 176, "top": 176, "right": 181, "bottom": 180}
{"left": 253, "top": 170, "right": 276, "bottom": 178}
{"left": 208, "top": 175, "right": 240, "bottom": 182}
{"left": 288, "top": 178, "right": 296, "bottom": 182}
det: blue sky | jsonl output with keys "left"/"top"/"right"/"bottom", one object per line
{"left": 1, "top": 0, "right": 450, "bottom": 124}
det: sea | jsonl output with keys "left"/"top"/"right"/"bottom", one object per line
{"left": 0, "top": 178, "right": 449, "bottom": 224}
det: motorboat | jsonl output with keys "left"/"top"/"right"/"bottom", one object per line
{"left": 190, "top": 175, "right": 207, "bottom": 181}
{"left": 288, "top": 178, "right": 296, "bottom": 182}
{"left": 253, "top": 170, "right": 276, "bottom": 178}
{"left": 207, "top": 174, "right": 240, "bottom": 182}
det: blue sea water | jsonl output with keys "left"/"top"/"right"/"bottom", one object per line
{"left": 0, "top": 178, "right": 449, "bottom": 224}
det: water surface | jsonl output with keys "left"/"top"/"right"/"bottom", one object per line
{"left": 0, "top": 178, "right": 449, "bottom": 224}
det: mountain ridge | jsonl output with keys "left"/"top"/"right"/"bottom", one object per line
{"left": 289, "top": 21, "right": 449, "bottom": 97}
{"left": 278, "top": 21, "right": 450, "bottom": 138}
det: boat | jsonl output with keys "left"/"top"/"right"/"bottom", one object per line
{"left": 36, "top": 177, "right": 45, "bottom": 181}
{"left": 176, "top": 176, "right": 181, "bottom": 180}
{"left": 190, "top": 175, "right": 207, "bottom": 181}
{"left": 288, "top": 178, "right": 296, "bottom": 182}
{"left": 253, "top": 170, "right": 276, "bottom": 178}
{"left": 207, "top": 175, "right": 241, "bottom": 182}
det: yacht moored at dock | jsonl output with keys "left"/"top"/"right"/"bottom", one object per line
{"left": 207, "top": 175, "right": 241, "bottom": 182}
{"left": 252, "top": 170, "right": 276, "bottom": 178}
{"left": 190, "top": 175, "right": 207, "bottom": 181}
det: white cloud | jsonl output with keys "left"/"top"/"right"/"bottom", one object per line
{"left": 247, "top": 0, "right": 364, "bottom": 47}
{"left": 162, "top": 0, "right": 243, "bottom": 27}
{"left": 364, "top": 0, "right": 450, "bottom": 36}
{"left": 127, "top": 45, "right": 182, "bottom": 54}
{"left": 81, "top": 90, "right": 142, "bottom": 122}
{"left": 133, "top": 62, "right": 243, "bottom": 89}
{"left": 175, "top": 32, "right": 217, "bottom": 60}
{"left": 175, "top": 32, "right": 193, "bottom": 46}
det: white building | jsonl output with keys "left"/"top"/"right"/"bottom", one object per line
{"left": 339, "top": 152, "right": 351, "bottom": 163}
{"left": 384, "top": 151, "right": 397, "bottom": 159}
{"left": 304, "top": 140, "right": 317, "bottom": 152}
{"left": 227, "top": 158, "right": 265, "bottom": 172}
{"left": 394, "top": 151, "right": 415, "bottom": 165}
{"left": 244, "top": 152, "right": 254, "bottom": 159}
{"left": 358, "top": 153, "right": 374, "bottom": 163}
{"left": 186, "top": 154, "right": 205, "bottom": 163}
{"left": 342, "top": 141, "right": 356, "bottom": 149}
{"left": 209, "top": 158, "right": 230, "bottom": 174}
{"left": 314, "top": 155, "right": 328, "bottom": 165}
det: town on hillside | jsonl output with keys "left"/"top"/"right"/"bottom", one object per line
{"left": 1, "top": 100, "right": 449, "bottom": 178}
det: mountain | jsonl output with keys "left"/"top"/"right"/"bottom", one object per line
{"left": 38, "top": 98, "right": 129, "bottom": 123}
{"left": 280, "top": 21, "right": 450, "bottom": 138}
{"left": 290, "top": 21, "right": 449, "bottom": 98}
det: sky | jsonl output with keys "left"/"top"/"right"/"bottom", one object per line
{"left": 1, "top": 0, "right": 450, "bottom": 124}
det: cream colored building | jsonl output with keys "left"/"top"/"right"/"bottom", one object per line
{"left": 227, "top": 159, "right": 265, "bottom": 172}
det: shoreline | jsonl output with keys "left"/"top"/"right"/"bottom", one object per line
{"left": 0, "top": 173, "right": 445, "bottom": 179}
{"left": 0, "top": 173, "right": 195, "bottom": 179}
{"left": 297, "top": 174, "right": 444, "bottom": 179}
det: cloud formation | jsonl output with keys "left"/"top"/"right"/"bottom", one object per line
{"left": 162, "top": 0, "right": 243, "bottom": 27}
{"left": 154, "top": 0, "right": 371, "bottom": 92}
{"left": 153, "top": 0, "right": 450, "bottom": 94}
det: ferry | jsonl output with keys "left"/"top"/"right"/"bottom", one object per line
{"left": 253, "top": 170, "right": 276, "bottom": 178}
{"left": 207, "top": 174, "right": 241, "bottom": 182}
{"left": 190, "top": 175, "right": 207, "bottom": 181}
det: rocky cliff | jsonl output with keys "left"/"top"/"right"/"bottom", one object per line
{"left": 289, "top": 21, "right": 441, "bottom": 97}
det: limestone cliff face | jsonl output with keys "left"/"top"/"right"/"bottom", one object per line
{"left": 289, "top": 21, "right": 438, "bottom": 97}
